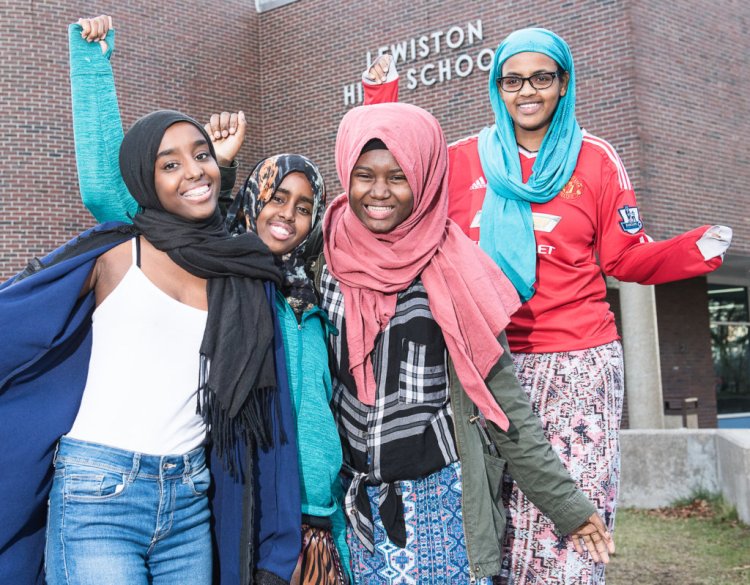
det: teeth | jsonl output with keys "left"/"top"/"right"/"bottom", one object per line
{"left": 269, "top": 224, "right": 293, "bottom": 238}
{"left": 182, "top": 185, "right": 210, "bottom": 198}
{"left": 367, "top": 206, "right": 394, "bottom": 211}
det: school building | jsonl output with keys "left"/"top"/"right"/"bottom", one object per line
{"left": 1, "top": 0, "right": 748, "bottom": 428}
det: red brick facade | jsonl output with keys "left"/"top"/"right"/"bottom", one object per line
{"left": 1, "top": 1, "right": 746, "bottom": 425}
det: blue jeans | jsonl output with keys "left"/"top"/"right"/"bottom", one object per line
{"left": 45, "top": 437, "right": 212, "bottom": 585}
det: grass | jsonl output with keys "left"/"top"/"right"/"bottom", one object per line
{"left": 607, "top": 496, "right": 750, "bottom": 585}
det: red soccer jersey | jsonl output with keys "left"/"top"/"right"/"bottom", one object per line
{"left": 365, "top": 78, "right": 721, "bottom": 353}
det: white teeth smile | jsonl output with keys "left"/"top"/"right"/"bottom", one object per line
{"left": 365, "top": 204, "right": 396, "bottom": 220}
{"left": 518, "top": 102, "right": 542, "bottom": 113}
{"left": 182, "top": 185, "right": 210, "bottom": 199}
{"left": 269, "top": 224, "right": 293, "bottom": 239}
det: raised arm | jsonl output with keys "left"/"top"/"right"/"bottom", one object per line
{"left": 362, "top": 54, "right": 400, "bottom": 105}
{"left": 70, "top": 17, "right": 248, "bottom": 224}
{"left": 204, "top": 111, "right": 247, "bottom": 216}
{"left": 69, "top": 16, "right": 136, "bottom": 223}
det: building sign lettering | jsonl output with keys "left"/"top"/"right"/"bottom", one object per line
{"left": 343, "top": 19, "right": 494, "bottom": 106}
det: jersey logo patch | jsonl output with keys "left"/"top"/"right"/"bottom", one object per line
{"left": 470, "top": 210, "right": 482, "bottom": 229}
{"left": 618, "top": 205, "right": 643, "bottom": 234}
{"left": 469, "top": 176, "right": 487, "bottom": 191}
{"left": 532, "top": 212, "right": 561, "bottom": 232}
{"left": 559, "top": 175, "right": 583, "bottom": 200}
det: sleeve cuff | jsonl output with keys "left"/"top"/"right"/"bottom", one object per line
{"left": 219, "top": 160, "right": 239, "bottom": 193}
{"left": 696, "top": 225, "right": 732, "bottom": 260}
{"left": 547, "top": 489, "right": 597, "bottom": 536}
{"left": 362, "top": 63, "right": 399, "bottom": 85}
{"left": 68, "top": 24, "right": 115, "bottom": 74}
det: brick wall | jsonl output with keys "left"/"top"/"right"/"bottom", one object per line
{"left": 253, "top": 0, "right": 738, "bottom": 430}
{"left": 0, "top": 1, "right": 744, "bottom": 427}
{"left": 630, "top": 0, "right": 750, "bottom": 254}
{"left": 0, "top": 0, "right": 262, "bottom": 279}
{"left": 2, "top": 0, "right": 745, "bottom": 275}
{"left": 655, "top": 277, "right": 718, "bottom": 428}
{"left": 252, "top": 0, "right": 748, "bottom": 257}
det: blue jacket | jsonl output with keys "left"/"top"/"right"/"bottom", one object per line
{"left": 0, "top": 223, "right": 300, "bottom": 585}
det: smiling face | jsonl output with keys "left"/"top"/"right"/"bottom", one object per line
{"left": 255, "top": 171, "right": 314, "bottom": 255}
{"left": 348, "top": 148, "right": 414, "bottom": 233}
{"left": 499, "top": 51, "right": 569, "bottom": 151}
{"left": 153, "top": 122, "right": 220, "bottom": 221}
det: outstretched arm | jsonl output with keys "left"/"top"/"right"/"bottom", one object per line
{"left": 594, "top": 144, "right": 731, "bottom": 283}
{"left": 69, "top": 16, "right": 136, "bottom": 223}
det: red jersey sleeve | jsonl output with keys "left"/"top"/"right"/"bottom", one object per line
{"left": 594, "top": 145, "right": 721, "bottom": 285}
{"left": 363, "top": 77, "right": 399, "bottom": 105}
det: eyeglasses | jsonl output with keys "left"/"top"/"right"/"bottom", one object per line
{"left": 497, "top": 71, "right": 561, "bottom": 92}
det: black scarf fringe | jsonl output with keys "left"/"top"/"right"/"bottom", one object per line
{"left": 198, "top": 356, "right": 282, "bottom": 478}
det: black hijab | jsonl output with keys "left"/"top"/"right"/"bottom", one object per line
{"left": 119, "top": 110, "right": 282, "bottom": 470}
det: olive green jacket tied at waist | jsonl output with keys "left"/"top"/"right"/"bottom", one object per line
{"left": 311, "top": 255, "right": 596, "bottom": 582}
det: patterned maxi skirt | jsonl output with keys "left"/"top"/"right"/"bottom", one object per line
{"left": 347, "top": 461, "right": 494, "bottom": 584}
{"left": 497, "top": 341, "right": 624, "bottom": 585}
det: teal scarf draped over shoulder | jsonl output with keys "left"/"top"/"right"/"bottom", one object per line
{"left": 478, "top": 28, "right": 582, "bottom": 301}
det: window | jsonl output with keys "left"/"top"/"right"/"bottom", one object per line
{"left": 709, "top": 285, "right": 750, "bottom": 418}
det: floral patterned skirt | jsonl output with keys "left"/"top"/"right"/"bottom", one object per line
{"left": 497, "top": 341, "right": 624, "bottom": 585}
{"left": 347, "top": 461, "right": 494, "bottom": 585}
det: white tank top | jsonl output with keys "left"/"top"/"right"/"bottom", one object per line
{"left": 68, "top": 238, "right": 208, "bottom": 455}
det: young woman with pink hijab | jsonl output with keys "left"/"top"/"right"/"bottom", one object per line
{"left": 311, "top": 101, "right": 614, "bottom": 584}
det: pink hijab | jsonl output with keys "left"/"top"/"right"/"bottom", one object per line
{"left": 323, "top": 102, "right": 520, "bottom": 430}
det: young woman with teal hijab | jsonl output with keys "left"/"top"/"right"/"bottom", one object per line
{"left": 364, "top": 26, "right": 731, "bottom": 585}
{"left": 477, "top": 28, "right": 582, "bottom": 302}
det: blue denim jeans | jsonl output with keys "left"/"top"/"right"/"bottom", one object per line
{"left": 45, "top": 437, "right": 212, "bottom": 585}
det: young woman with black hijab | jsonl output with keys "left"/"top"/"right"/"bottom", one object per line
{"left": 64, "top": 15, "right": 353, "bottom": 583}
{"left": 0, "top": 21, "right": 301, "bottom": 585}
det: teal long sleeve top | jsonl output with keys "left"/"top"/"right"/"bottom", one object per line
{"left": 275, "top": 296, "right": 350, "bottom": 576}
{"left": 69, "top": 25, "right": 351, "bottom": 579}
{"left": 69, "top": 25, "right": 136, "bottom": 223}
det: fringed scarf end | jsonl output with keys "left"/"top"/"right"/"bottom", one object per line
{"left": 197, "top": 355, "right": 282, "bottom": 479}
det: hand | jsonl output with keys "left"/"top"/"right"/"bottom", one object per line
{"left": 204, "top": 111, "right": 247, "bottom": 167}
{"left": 568, "top": 512, "right": 615, "bottom": 564}
{"left": 705, "top": 225, "right": 732, "bottom": 242}
{"left": 77, "top": 15, "right": 112, "bottom": 54}
{"left": 365, "top": 54, "right": 392, "bottom": 83}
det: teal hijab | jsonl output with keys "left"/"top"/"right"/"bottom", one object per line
{"left": 478, "top": 28, "right": 582, "bottom": 301}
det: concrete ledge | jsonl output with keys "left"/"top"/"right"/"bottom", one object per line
{"left": 619, "top": 429, "right": 750, "bottom": 524}
{"left": 716, "top": 430, "right": 750, "bottom": 524}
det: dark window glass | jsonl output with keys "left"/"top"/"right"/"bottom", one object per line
{"left": 709, "top": 285, "right": 750, "bottom": 415}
